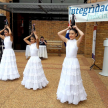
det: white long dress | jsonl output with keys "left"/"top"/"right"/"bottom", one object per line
{"left": 57, "top": 39, "right": 87, "bottom": 105}
{"left": 21, "top": 43, "right": 48, "bottom": 90}
{"left": 0, "top": 36, "right": 20, "bottom": 80}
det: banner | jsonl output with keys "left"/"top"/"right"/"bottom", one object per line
{"left": 92, "top": 25, "right": 97, "bottom": 60}
{"left": 69, "top": 1, "right": 108, "bottom": 22}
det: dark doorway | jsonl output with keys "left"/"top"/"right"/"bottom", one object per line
{"left": 13, "top": 13, "right": 67, "bottom": 50}
{"left": 13, "top": 13, "right": 29, "bottom": 50}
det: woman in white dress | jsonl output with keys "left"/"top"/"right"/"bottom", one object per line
{"left": 57, "top": 25, "right": 87, "bottom": 105}
{"left": 0, "top": 26, "right": 20, "bottom": 80}
{"left": 21, "top": 31, "right": 48, "bottom": 90}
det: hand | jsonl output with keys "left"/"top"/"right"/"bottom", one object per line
{"left": 33, "top": 31, "right": 36, "bottom": 34}
{"left": 72, "top": 25, "right": 78, "bottom": 29}
{"left": 31, "top": 31, "right": 33, "bottom": 35}
{"left": 67, "top": 26, "right": 71, "bottom": 30}
{"left": 31, "top": 30, "right": 33, "bottom": 35}
{"left": 4, "top": 25, "right": 7, "bottom": 29}
{"left": 44, "top": 40, "right": 46, "bottom": 44}
{"left": 6, "top": 25, "right": 10, "bottom": 29}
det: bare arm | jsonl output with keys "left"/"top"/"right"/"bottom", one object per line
{"left": 6, "top": 26, "right": 13, "bottom": 42}
{"left": 33, "top": 31, "right": 39, "bottom": 49}
{"left": 0, "top": 26, "right": 7, "bottom": 40}
{"left": 58, "top": 26, "right": 71, "bottom": 43}
{"left": 23, "top": 34, "right": 32, "bottom": 45}
{"left": 0, "top": 28, "right": 5, "bottom": 34}
{"left": 43, "top": 40, "right": 47, "bottom": 45}
{"left": 0, "top": 35, "right": 5, "bottom": 40}
{"left": 73, "top": 25, "right": 84, "bottom": 47}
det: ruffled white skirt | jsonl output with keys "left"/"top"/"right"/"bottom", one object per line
{"left": 0, "top": 49, "right": 20, "bottom": 81}
{"left": 21, "top": 56, "right": 49, "bottom": 90}
{"left": 57, "top": 57, "right": 87, "bottom": 105}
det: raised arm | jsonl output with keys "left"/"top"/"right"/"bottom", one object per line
{"left": 0, "top": 35, "right": 5, "bottom": 40}
{"left": 6, "top": 26, "right": 13, "bottom": 42}
{"left": 0, "top": 28, "right": 5, "bottom": 34}
{"left": 43, "top": 40, "right": 47, "bottom": 45}
{"left": 0, "top": 26, "right": 6, "bottom": 40}
{"left": 33, "top": 31, "right": 39, "bottom": 49}
{"left": 23, "top": 33, "right": 32, "bottom": 45}
{"left": 73, "top": 25, "right": 84, "bottom": 47}
{"left": 58, "top": 26, "right": 71, "bottom": 43}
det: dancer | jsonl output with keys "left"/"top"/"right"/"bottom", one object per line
{"left": 21, "top": 30, "right": 48, "bottom": 90}
{"left": 57, "top": 25, "right": 87, "bottom": 105}
{"left": 0, "top": 26, "right": 20, "bottom": 80}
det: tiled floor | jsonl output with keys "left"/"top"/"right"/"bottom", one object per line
{"left": 0, "top": 52, "right": 108, "bottom": 108}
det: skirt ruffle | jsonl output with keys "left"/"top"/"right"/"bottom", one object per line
{"left": 21, "top": 56, "right": 49, "bottom": 90}
{"left": 0, "top": 49, "right": 20, "bottom": 81}
{"left": 57, "top": 57, "right": 87, "bottom": 105}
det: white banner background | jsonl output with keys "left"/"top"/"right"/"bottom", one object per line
{"left": 69, "top": 1, "right": 108, "bottom": 22}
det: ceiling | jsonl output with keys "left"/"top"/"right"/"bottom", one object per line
{"left": 19, "top": 0, "right": 85, "bottom": 3}
{"left": 0, "top": 0, "right": 86, "bottom": 14}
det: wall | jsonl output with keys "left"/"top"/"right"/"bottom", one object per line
{"left": 86, "top": 0, "right": 107, "bottom": 69}
{"left": 1, "top": 0, "right": 107, "bottom": 69}
{"left": 0, "top": 0, "right": 6, "bottom": 16}
{"left": 32, "top": 20, "right": 86, "bottom": 53}
{"left": 0, "top": 0, "right": 13, "bottom": 27}
{"left": 32, "top": 0, "right": 108, "bottom": 70}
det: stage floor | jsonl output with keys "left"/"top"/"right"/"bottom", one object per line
{"left": 0, "top": 52, "right": 108, "bottom": 108}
